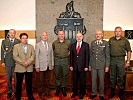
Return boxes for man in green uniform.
[52,30,70,96]
[89,30,110,100]
[109,26,132,100]
[1,29,20,98]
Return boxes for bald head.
[41,32,48,41]
[76,32,83,42]
[95,30,103,40]
[8,29,16,39]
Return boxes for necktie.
[97,41,99,45]
[77,44,80,54]
[44,42,47,50]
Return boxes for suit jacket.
[90,40,110,69]
[1,38,20,66]
[13,43,35,72]
[70,41,90,72]
[35,41,54,71]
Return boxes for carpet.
[0,75,133,100]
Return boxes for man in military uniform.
[52,30,70,96]
[109,26,132,100]
[1,29,20,98]
[89,30,110,100]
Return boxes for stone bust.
[59,1,81,18]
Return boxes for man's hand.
[68,51,70,56]
[105,67,109,72]
[51,65,54,70]
[70,67,73,71]
[2,63,5,67]
[84,68,88,71]
[89,67,91,71]
[125,62,130,68]
[23,61,28,67]
[36,68,40,73]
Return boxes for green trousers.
[54,57,68,87]
[110,57,125,89]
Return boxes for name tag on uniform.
[100,46,105,47]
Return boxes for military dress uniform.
[109,36,131,90]
[90,40,110,96]
[52,39,70,96]
[1,38,20,95]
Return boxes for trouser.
[91,69,104,96]
[5,66,16,93]
[54,57,68,87]
[38,69,50,96]
[73,69,86,95]
[110,57,125,89]
[15,72,33,99]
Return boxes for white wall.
[0,0,35,30]
[103,0,133,60]
[103,0,133,30]
[0,0,36,60]
[0,0,132,60]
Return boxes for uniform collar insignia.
[95,40,103,44]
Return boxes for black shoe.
[7,93,12,98]
[38,94,45,100]
[71,93,78,98]
[109,88,115,98]
[89,95,97,98]
[79,94,84,99]
[45,93,50,97]
[38,94,42,98]
[118,89,124,100]
[100,96,104,100]
[55,86,60,96]
[62,87,67,96]
[16,98,21,100]
[28,97,35,100]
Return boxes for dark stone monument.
[54,1,86,43]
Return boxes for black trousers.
[16,72,33,99]
[72,69,86,95]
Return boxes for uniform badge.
[100,46,105,47]
[5,46,9,51]
[5,47,8,51]
[92,47,95,53]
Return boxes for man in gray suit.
[1,29,20,98]
[89,30,110,100]
[35,32,54,99]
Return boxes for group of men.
[1,26,131,100]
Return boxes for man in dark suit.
[70,32,90,99]
[1,29,20,98]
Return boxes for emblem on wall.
[54,1,86,43]
[125,30,133,39]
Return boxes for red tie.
[77,44,80,54]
